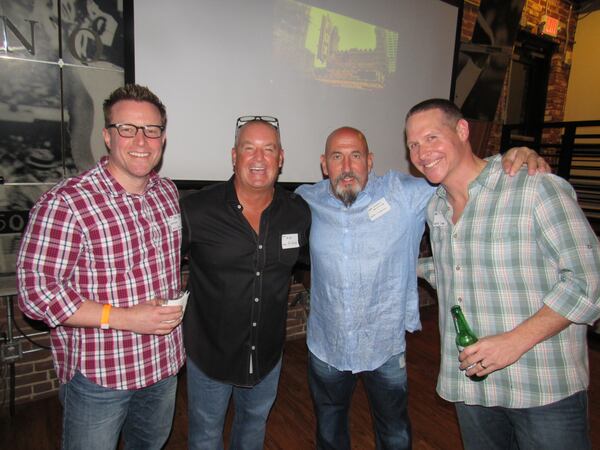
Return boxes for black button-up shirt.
[181,177,310,386]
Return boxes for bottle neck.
[451,306,474,336]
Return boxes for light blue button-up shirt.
[296,171,434,372]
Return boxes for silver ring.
[480,362,487,369]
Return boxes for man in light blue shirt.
[296,127,431,449]
[295,127,545,449]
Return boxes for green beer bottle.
[450,305,487,382]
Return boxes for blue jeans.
[59,371,177,450]
[186,356,282,450]
[455,390,591,450]
[308,351,411,450]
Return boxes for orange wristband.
[100,304,112,330]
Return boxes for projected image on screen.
[135,0,459,182]
[273,0,398,90]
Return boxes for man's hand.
[458,331,527,377]
[502,146,551,176]
[63,299,183,335]
[113,300,183,335]
[457,306,571,378]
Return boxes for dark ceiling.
[564,0,600,14]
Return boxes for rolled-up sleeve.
[17,193,85,327]
[535,177,600,324]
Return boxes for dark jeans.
[308,351,411,450]
[455,390,591,450]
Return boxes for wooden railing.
[501,120,600,234]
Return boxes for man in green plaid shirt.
[407,98,600,450]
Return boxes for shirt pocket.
[85,220,138,276]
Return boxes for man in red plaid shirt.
[17,84,185,450]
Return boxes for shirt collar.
[472,154,503,191]
[225,175,283,208]
[225,176,238,205]
[97,156,160,196]
[434,154,502,200]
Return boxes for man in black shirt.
[181,116,310,449]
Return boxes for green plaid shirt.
[420,154,600,408]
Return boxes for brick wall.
[462,0,577,155]
[287,283,310,340]
[0,299,58,406]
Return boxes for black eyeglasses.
[107,123,165,139]
[235,116,279,134]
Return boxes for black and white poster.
[0,0,130,274]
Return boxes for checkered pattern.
[17,158,185,389]
[420,154,600,407]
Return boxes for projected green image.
[273,0,398,90]
[305,9,377,67]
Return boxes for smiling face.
[321,127,373,207]
[405,108,470,186]
[102,100,165,193]
[232,121,283,194]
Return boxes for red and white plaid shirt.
[17,157,185,390]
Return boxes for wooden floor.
[2,305,599,449]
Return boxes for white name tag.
[367,198,391,221]
[282,233,299,249]
[433,211,448,227]
[168,214,182,231]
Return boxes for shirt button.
[252,322,257,327]
[251,345,256,350]
[237,204,242,209]
[254,298,259,303]
[452,232,457,238]
[256,271,260,276]
[456,265,461,271]
[457,297,463,303]
[258,244,263,250]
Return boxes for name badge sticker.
[367,198,391,221]
[282,233,300,249]
[168,214,182,231]
[433,211,448,227]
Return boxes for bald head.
[321,126,373,207]
[325,127,369,156]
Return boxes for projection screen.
[134,0,460,183]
